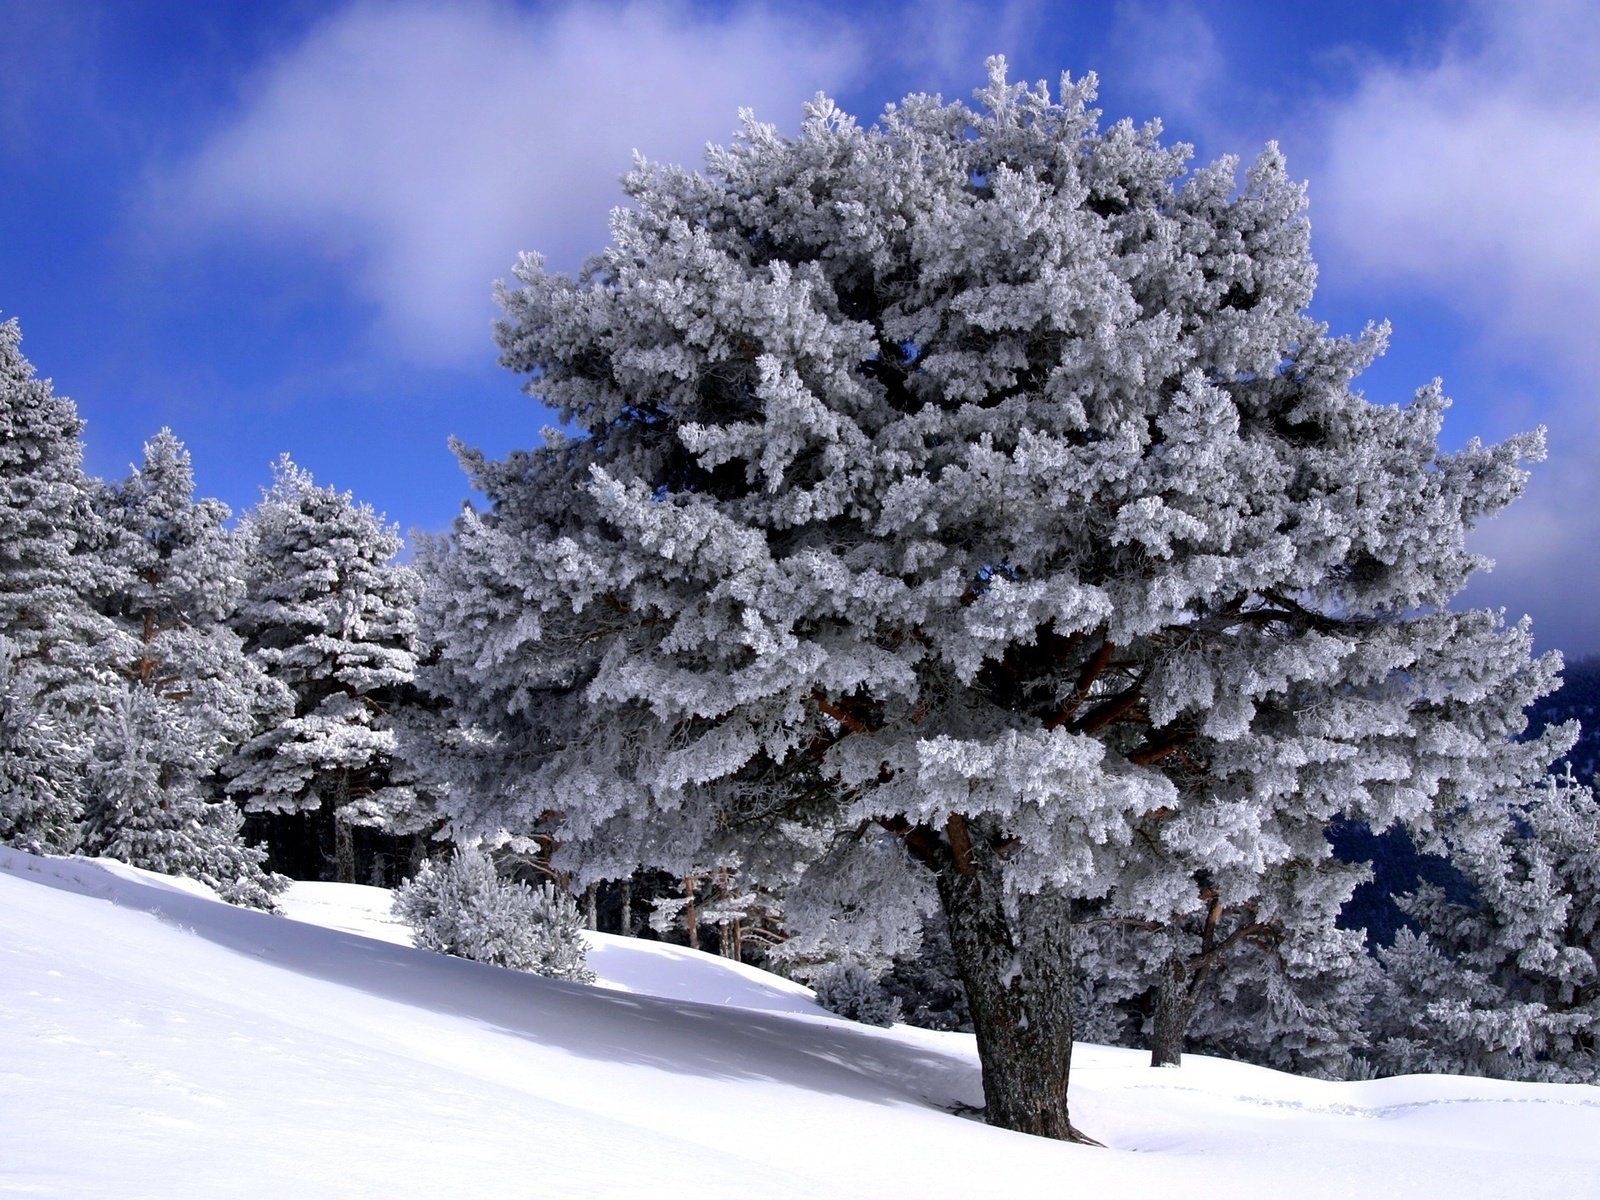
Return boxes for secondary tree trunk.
[1149,954,1195,1068]
[683,876,699,951]
[334,815,356,885]
[933,823,1083,1141]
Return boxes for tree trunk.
[683,876,699,951]
[334,815,356,885]
[1149,955,1195,1068]
[584,883,599,932]
[618,877,633,936]
[933,825,1085,1142]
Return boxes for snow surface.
[4,847,1599,1199]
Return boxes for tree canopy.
[382,61,1559,1138]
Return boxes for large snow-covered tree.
[227,456,431,882]
[419,62,1557,1139]
[79,430,288,901]
[0,317,129,717]
[95,430,288,780]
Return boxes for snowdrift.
[3,847,1597,1199]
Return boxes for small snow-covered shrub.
[392,848,594,983]
[813,964,901,1027]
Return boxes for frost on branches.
[419,61,1557,1140]
[1372,767,1600,1082]
[227,457,434,882]
[0,317,130,721]
[85,685,285,910]
[78,430,290,905]
[392,847,594,983]
[0,636,83,853]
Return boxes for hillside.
[3,847,1598,1199]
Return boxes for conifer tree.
[227,456,431,881]
[0,636,83,852]
[97,430,289,774]
[78,430,288,904]
[419,62,1557,1139]
[392,846,594,982]
[1371,767,1599,1082]
[0,317,130,717]
[85,684,285,910]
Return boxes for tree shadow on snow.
[6,850,985,1118]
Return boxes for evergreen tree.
[419,61,1556,1139]
[881,915,973,1033]
[813,963,901,1026]
[1072,813,1381,1068]
[77,431,288,906]
[0,317,130,716]
[227,456,432,881]
[95,430,289,789]
[1371,768,1600,1082]
[84,684,285,910]
[0,636,83,852]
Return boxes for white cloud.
[1317,1,1600,375]
[1106,1,1225,132]
[155,1,865,363]
[1314,1,1600,656]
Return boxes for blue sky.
[3,1,1598,656]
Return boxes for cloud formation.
[158,1,864,362]
[1318,2,1600,375]
[1315,1,1600,656]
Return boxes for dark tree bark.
[931,819,1088,1142]
[334,814,355,885]
[683,876,699,951]
[1149,955,1195,1068]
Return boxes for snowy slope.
[4,848,1599,1200]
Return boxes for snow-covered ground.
[4,847,1598,1199]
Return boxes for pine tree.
[0,317,130,718]
[96,428,285,762]
[1072,805,1385,1068]
[418,61,1556,1139]
[84,684,285,910]
[78,431,288,906]
[0,636,83,852]
[227,456,432,881]
[1371,768,1600,1082]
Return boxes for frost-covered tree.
[77,432,288,905]
[95,430,289,789]
[419,62,1557,1139]
[0,317,130,715]
[0,636,83,852]
[392,846,594,982]
[1371,768,1599,1082]
[1072,815,1379,1068]
[227,457,432,882]
[84,684,285,909]
[881,915,973,1033]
